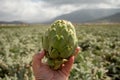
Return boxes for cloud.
[0,0,120,23]
[43,0,107,5]
[43,0,120,9]
[0,0,51,22]
[43,0,120,6]
[0,0,83,22]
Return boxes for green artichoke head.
[42,20,78,70]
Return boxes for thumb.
[32,50,45,68]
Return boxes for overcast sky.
[0,0,120,23]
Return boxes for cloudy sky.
[0,0,120,23]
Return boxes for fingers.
[61,46,80,75]
[61,56,74,76]
[63,55,75,70]
[74,46,80,57]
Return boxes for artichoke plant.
[42,20,78,70]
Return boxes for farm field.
[0,24,120,80]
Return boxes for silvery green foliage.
[0,25,119,80]
[42,20,78,70]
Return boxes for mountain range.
[93,12,120,23]
[0,21,25,24]
[46,8,120,24]
[0,8,120,24]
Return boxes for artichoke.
[42,20,78,70]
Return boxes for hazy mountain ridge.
[0,21,25,24]
[47,8,120,23]
[0,8,120,24]
[93,12,120,23]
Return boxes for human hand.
[32,47,80,80]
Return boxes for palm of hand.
[34,64,69,80]
[32,47,80,80]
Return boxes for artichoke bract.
[42,20,78,70]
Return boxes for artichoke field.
[0,24,120,80]
[42,20,78,70]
